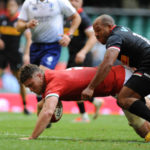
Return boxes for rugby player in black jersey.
[81,14,150,142]
[64,0,99,122]
[0,0,31,114]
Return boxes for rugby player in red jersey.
[19,64,150,140]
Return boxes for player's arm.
[82,48,119,99]
[59,13,81,47]
[75,28,97,64]
[67,12,81,36]
[23,29,32,64]
[16,19,39,33]
[21,96,59,140]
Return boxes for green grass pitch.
[0,113,150,150]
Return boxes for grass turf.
[0,113,150,150]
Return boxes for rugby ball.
[51,101,63,123]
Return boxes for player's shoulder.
[112,26,132,37]
[80,11,91,23]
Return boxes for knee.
[117,95,127,109]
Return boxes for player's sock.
[145,132,150,142]
[77,102,85,113]
[23,107,31,115]
[23,100,31,115]
[82,113,90,122]
[74,102,90,122]
[92,97,104,119]
[129,100,150,122]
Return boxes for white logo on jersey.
[120,27,128,32]
[66,67,83,71]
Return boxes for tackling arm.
[81,48,119,99]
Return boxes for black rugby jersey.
[0,13,22,52]
[106,26,150,70]
[64,8,92,52]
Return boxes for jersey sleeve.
[18,0,29,21]
[106,34,123,51]
[43,80,64,100]
[57,0,76,17]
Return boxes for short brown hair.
[19,64,43,83]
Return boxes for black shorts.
[125,72,150,97]
[0,50,23,71]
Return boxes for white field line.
[0,132,144,143]
[0,132,83,140]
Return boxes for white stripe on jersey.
[108,46,120,51]
[45,93,59,99]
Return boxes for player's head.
[69,0,83,10]
[6,0,18,16]
[93,14,115,44]
[20,64,45,95]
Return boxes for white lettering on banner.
[0,98,9,112]
[133,33,150,45]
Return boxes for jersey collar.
[111,25,117,31]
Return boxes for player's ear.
[37,72,43,79]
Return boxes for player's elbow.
[105,62,113,70]
[44,110,54,118]
[16,25,22,32]
[16,21,25,33]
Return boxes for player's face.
[24,74,44,95]
[93,23,111,44]
[7,0,18,16]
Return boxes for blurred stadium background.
[0,0,150,114]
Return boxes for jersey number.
[121,55,129,65]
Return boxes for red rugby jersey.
[42,65,125,100]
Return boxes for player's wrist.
[66,33,73,39]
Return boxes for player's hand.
[81,87,94,100]
[59,34,71,47]
[75,50,86,64]
[20,137,33,140]
[0,39,5,50]
[26,19,39,29]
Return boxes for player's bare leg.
[123,97,150,140]
[144,96,150,142]
[12,70,30,115]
